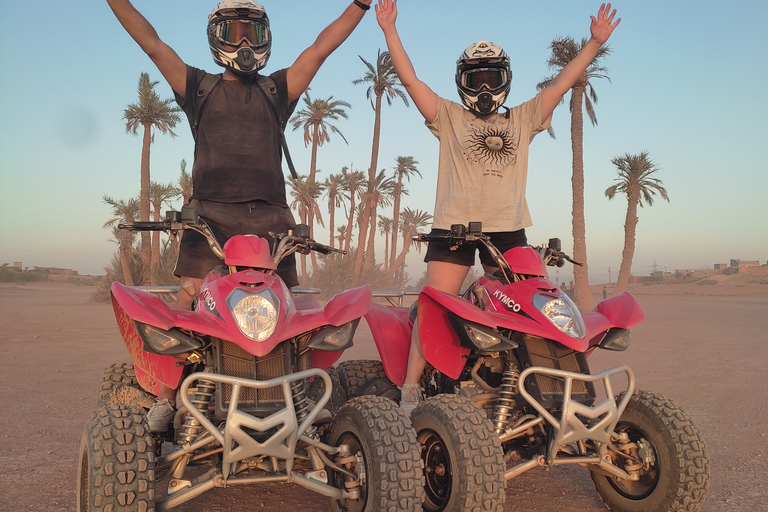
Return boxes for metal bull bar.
[504,365,636,481]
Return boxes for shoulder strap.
[190,72,222,141]
[256,75,298,180]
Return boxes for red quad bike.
[77,206,424,512]
[343,222,710,512]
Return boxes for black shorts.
[174,199,299,287]
[424,229,527,267]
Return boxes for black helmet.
[207,0,271,76]
[456,41,512,115]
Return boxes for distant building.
[33,266,76,276]
[714,263,727,270]
[730,259,760,268]
[13,262,22,269]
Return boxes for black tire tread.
[337,360,388,398]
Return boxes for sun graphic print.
[463,123,518,178]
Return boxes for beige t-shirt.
[427,93,551,232]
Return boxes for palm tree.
[363,169,395,267]
[605,151,669,295]
[378,216,393,271]
[288,176,325,279]
[290,90,351,184]
[336,226,347,250]
[391,208,433,279]
[390,156,421,269]
[339,167,367,253]
[537,37,612,311]
[123,72,181,283]
[149,181,181,285]
[323,173,345,249]
[353,50,409,274]
[103,195,140,287]
[178,159,192,205]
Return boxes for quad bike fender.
[583,292,646,346]
[363,303,413,385]
[418,286,502,380]
[310,285,373,370]
[110,286,184,395]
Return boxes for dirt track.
[1,281,767,511]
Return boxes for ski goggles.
[211,19,269,48]
[460,68,508,93]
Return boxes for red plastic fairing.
[310,285,373,370]
[583,292,646,346]
[363,303,413,385]
[503,246,547,276]
[223,235,276,269]
[110,295,184,395]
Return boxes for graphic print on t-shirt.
[462,121,519,178]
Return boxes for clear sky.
[1,0,766,284]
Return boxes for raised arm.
[540,3,621,123]
[106,0,188,97]
[286,1,372,103]
[376,0,438,123]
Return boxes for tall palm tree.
[323,173,345,249]
[353,50,409,274]
[178,159,192,205]
[103,195,140,287]
[288,176,325,279]
[339,167,367,253]
[378,215,393,271]
[336,226,347,250]
[390,156,421,269]
[123,72,181,283]
[537,37,612,311]
[149,181,181,285]
[391,208,433,279]
[290,90,351,184]
[605,151,669,295]
[363,169,395,267]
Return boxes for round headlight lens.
[533,293,586,339]
[231,292,278,341]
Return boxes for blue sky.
[1,0,766,284]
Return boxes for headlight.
[533,293,586,339]
[228,289,279,341]
[135,323,202,355]
[307,320,359,351]
[447,313,519,352]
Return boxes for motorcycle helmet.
[455,41,512,115]
[207,0,271,76]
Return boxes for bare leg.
[173,277,202,311]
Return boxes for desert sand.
[0,279,766,511]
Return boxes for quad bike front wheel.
[77,404,156,512]
[325,395,424,512]
[411,395,506,512]
[97,362,154,410]
[591,390,710,512]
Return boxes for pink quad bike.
[77,207,424,512]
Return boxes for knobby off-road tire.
[307,366,348,415]
[337,359,395,399]
[411,395,505,512]
[591,390,710,512]
[98,362,154,410]
[325,395,424,512]
[77,404,156,512]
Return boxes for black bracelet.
[353,0,370,11]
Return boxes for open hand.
[590,3,621,45]
[375,0,398,31]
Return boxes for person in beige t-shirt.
[375,0,621,412]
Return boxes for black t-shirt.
[175,66,293,206]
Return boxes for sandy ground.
[1,280,767,511]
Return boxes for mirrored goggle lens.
[215,20,268,47]
[462,68,507,92]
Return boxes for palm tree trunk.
[364,202,378,267]
[309,124,320,184]
[354,197,370,274]
[309,209,319,276]
[356,94,384,274]
[139,124,152,285]
[344,196,356,253]
[569,87,594,311]
[390,182,402,269]
[390,233,411,278]
[120,248,135,287]
[329,204,336,249]
[614,193,640,294]
[150,201,161,286]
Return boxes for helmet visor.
[212,19,269,49]
[460,68,508,93]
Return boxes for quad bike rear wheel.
[411,395,505,512]
[77,404,156,512]
[325,395,424,512]
[590,390,710,512]
[337,359,397,399]
[97,362,154,410]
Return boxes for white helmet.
[207,0,271,76]
[455,41,512,115]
